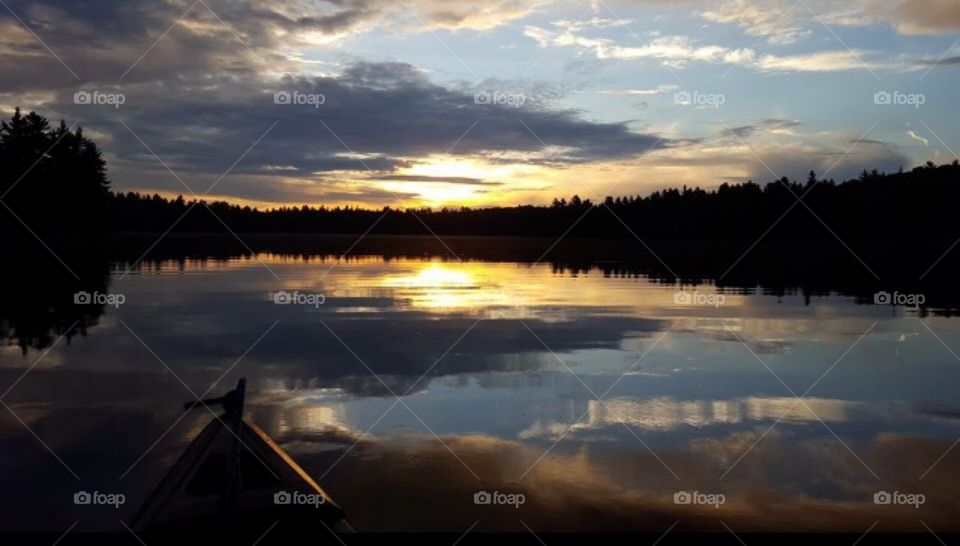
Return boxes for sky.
[1,0,959,209]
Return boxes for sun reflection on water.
[373,262,513,312]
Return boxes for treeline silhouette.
[2,109,959,242]
[0,108,110,232]
[110,162,960,242]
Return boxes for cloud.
[750,138,910,181]
[607,0,960,48]
[697,0,912,43]
[0,0,949,208]
[721,125,758,139]
[519,396,866,438]
[915,44,960,68]
[755,49,882,72]
[595,36,754,68]
[697,0,960,38]
[863,0,960,34]
[525,20,896,73]
[553,17,634,32]
[719,119,803,139]
[701,0,813,44]
[920,55,960,67]
[0,0,546,92]
[16,60,665,203]
[525,25,758,68]
[597,84,680,96]
[400,0,549,31]
[907,129,930,147]
[0,0,670,205]
[761,118,804,131]
[274,425,960,532]
[630,120,911,187]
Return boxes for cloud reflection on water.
[2,256,960,533]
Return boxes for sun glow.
[385,264,476,289]
[375,262,510,311]
[379,180,480,206]
[372,155,545,207]
[403,158,496,180]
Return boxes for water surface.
[2,253,959,533]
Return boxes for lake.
[2,242,959,535]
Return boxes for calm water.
[2,254,960,533]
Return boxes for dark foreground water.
[1,245,960,535]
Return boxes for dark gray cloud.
[0,0,547,89]
[31,63,666,199]
[720,118,802,138]
[918,55,960,67]
[721,125,757,138]
[0,1,667,203]
[761,118,803,129]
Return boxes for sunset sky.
[2,0,959,209]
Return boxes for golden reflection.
[373,262,512,312]
[132,256,880,347]
[277,404,352,437]
[119,256,893,357]
[382,263,475,290]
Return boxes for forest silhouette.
[0,109,110,232]
[2,109,959,242]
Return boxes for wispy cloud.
[526,23,896,73]
[598,84,680,96]
[525,27,757,69]
[701,0,813,44]
[908,129,930,147]
[755,49,884,72]
[699,0,960,39]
